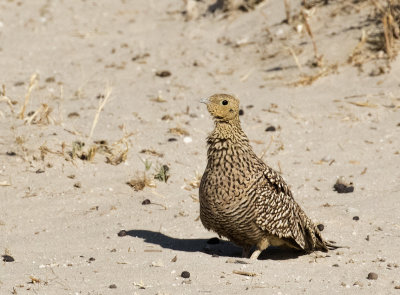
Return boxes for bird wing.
[251,165,308,249]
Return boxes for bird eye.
[222,100,228,105]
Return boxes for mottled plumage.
[199,94,337,260]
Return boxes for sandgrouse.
[199,94,337,260]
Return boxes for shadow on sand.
[126,229,303,260]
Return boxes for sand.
[1,0,400,294]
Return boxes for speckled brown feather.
[199,94,335,259]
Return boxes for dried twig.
[232,270,257,277]
[89,85,112,141]
[19,73,39,119]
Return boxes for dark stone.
[265,126,276,132]
[333,181,354,194]
[156,71,171,77]
[367,272,378,280]
[142,199,151,205]
[239,109,244,116]
[117,230,127,237]
[353,216,360,221]
[317,224,324,231]
[2,255,14,262]
[109,284,117,289]
[6,151,16,156]
[181,271,190,279]
[168,138,178,142]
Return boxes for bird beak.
[200,97,209,104]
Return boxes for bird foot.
[250,249,261,260]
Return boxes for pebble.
[109,284,117,289]
[74,182,82,188]
[6,151,16,156]
[333,177,354,193]
[183,136,192,144]
[181,271,190,279]
[353,281,363,287]
[88,257,95,262]
[2,255,14,262]
[394,285,400,289]
[156,70,171,77]
[117,230,127,237]
[367,272,378,280]
[353,216,360,221]
[239,109,244,116]
[168,138,178,142]
[265,126,276,132]
[142,199,151,205]
[317,224,324,231]
[206,237,220,244]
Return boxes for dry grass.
[18,73,39,120]
[168,127,189,136]
[184,171,202,190]
[291,63,338,86]
[0,85,15,114]
[24,103,54,125]
[127,172,155,191]
[89,85,112,141]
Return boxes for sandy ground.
[1,0,400,294]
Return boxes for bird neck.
[209,119,248,143]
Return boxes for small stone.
[117,230,127,237]
[2,255,14,262]
[206,237,220,244]
[239,109,244,116]
[168,138,177,142]
[365,235,370,241]
[35,169,45,174]
[183,136,192,144]
[353,216,360,221]
[68,112,80,118]
[317,224,324,231]
[394,285,400,289]
[367,272,378,280]
[109,284,117,289]
[181,271,190,279]
[353,281,363,287]
[333,177,354,193]
[74,182,82,188]
[265,126,276,132]
[156,70,171,77]
[142,199,151,205]
[332,264,339,267]
[6,151,16,156]
[171,255,177,262]
[88,257,95,262]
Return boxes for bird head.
[201,94,240,122]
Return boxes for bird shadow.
[126,229,303,261]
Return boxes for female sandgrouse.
[199,94,337,260]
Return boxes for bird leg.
[250,237,270,260]
[250,249,262,260]
[241,246,251,258]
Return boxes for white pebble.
[183,136,192,143]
